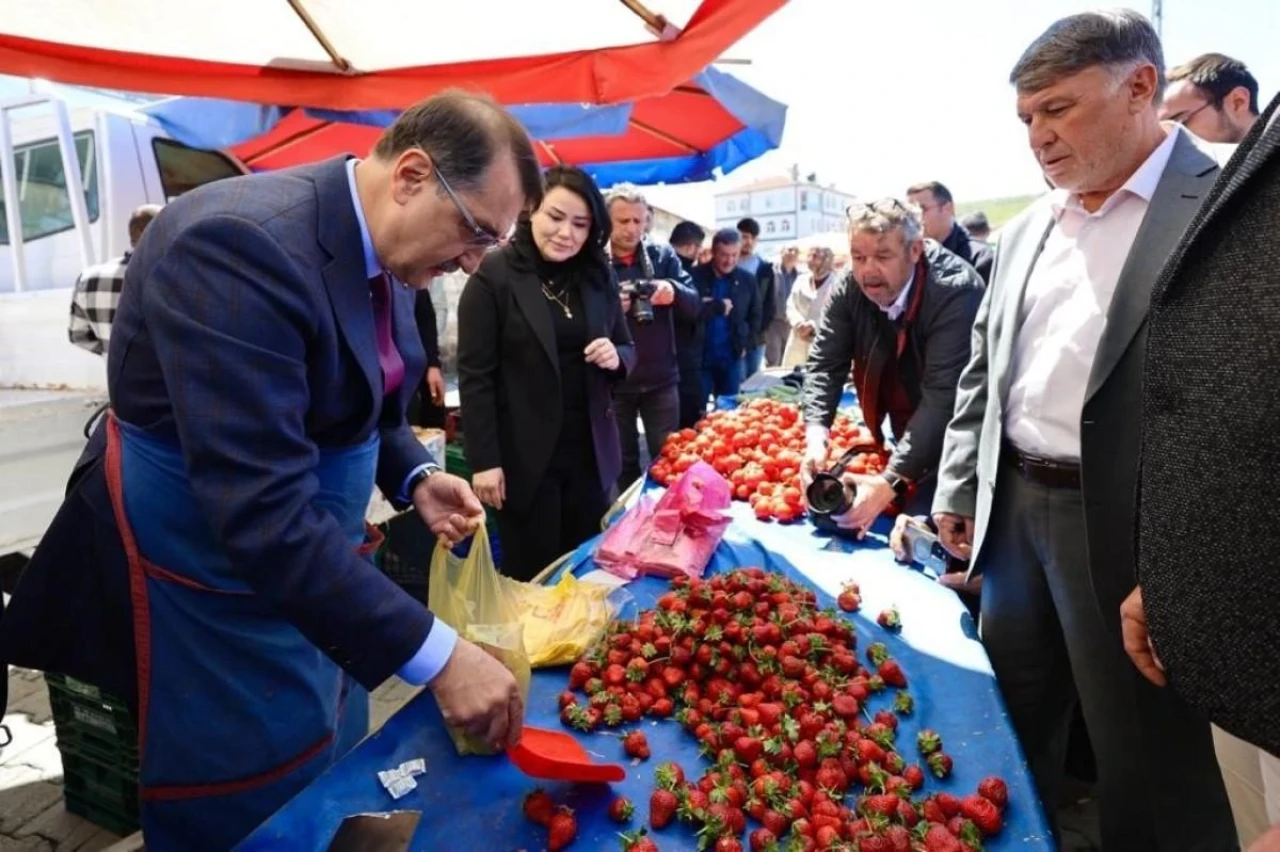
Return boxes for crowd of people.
[12,6,1277,851]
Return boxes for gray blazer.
[933,129,1225,611]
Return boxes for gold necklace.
[541,280,572,318]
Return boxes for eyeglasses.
[416,148,514,248]
[1171,101,1213,127]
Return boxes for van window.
[0,131,99,246]
[153,139,242,200]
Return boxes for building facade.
[713,176,856,258]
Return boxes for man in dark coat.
[907,181,994,283]
[1124,93,1280,773]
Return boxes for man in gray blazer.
[932,10,1237,849]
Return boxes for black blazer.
[457,247,636,513]
[414,290,441,369]
[691,264,761,360]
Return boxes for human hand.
[426,366,446,406]
[798,321,816,341]
[832,474,895,538]
[1247,825,1280,852]
[584,337,620,371]
[801,426,828,491]
[932,512,974,561]
[471,467,506,511]
[428,636,525,751]
[722,299,734,316]
[414,472,485,546]
[889,514,928,563]
[1120,585,1166,687]
[651,280,676,306]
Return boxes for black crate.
[46,673,141,835]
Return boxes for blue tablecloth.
[241,495,1055,850]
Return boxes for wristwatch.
[405,464,444,498]
[881,471,910,498]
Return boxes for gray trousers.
[615,385,680,491]
[765,319,790,367]
[980,461,1237,851]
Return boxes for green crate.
[60,750,140,836]
[46,673,141,836]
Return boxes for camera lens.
[806,473,852,516]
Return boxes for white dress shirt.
[1004,126,1181,462]
[881,269,915,321]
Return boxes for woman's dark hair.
[531,165,613,288]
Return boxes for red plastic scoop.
[507,726,626,783]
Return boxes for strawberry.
[649,789,679,829]
[921,797,947,824]
[977,776,1009,811]
[876,606,901,631]
[569,660,594,689]
[857,836,893,852]
[877,659,907,688]
[927,751,953,779]
[714,839,744,852]
[922,824,962,852]
[960,794,1003,836]
[837,583,861,613]
[522,788,555,826]
[873,709,898,730]
[620,828,659,852]
[558,689,578,710]
[831,694,860,719]
[866,642,890,666]
[609,796,636,823]
[916,729,942,755]
[654,761,685,790]
[815,825,842,848]
[934,792,962,818]
[884,824,912,852]
[624,730,651,760]
[548,807,577,851]
[734,736,764,764]
[605,663,628,687]
[904,764,926,790]
[892,691,914,716]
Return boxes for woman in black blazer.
[458,166,635,581]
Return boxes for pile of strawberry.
[648,400,887,523]
[550,568,1010,851]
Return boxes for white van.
[0,94,247,558]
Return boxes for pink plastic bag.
[595,462,731,581]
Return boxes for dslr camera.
[805,448,863,536]
[620,280,659,325]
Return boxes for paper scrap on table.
[577,569,630,589]
[378,758,427,798]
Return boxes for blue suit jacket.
[691,264,761,359]
[0,157,435,698]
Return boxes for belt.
[1004,442,1081,489]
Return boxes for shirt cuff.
[805,424,830,454]
[396,619,458,685]
[397,462,435,504]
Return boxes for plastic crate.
[62,751,140,837]
[46,673,141,836]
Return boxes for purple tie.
[370,272,405,397]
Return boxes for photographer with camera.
[607,186,699,489]
[801,198,984,536]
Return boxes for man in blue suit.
[0,91,544,850]
[691,228,760,401]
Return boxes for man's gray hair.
[605,183,649,209]
[846,199,923,246]
[1010,9,1165,101]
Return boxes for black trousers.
[496,453,608,583]
[979,461,1236,850]
[677,368,706,429]
[615,384,680,490]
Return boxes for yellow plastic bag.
[513,572,621,668]
[427,523,530,756]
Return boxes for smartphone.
[901,522,957,575]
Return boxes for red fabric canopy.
[0,0,786,110]
[235,82,752,171]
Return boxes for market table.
[240,488,1055,850]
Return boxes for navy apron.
[104,414,381,850]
